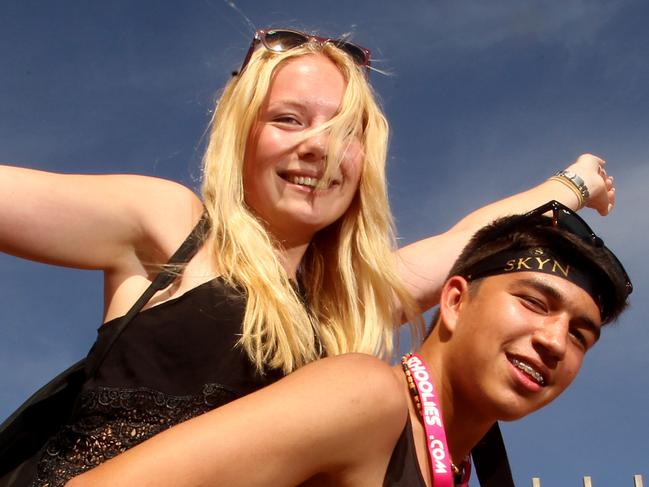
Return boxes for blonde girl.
[0,28,614,486]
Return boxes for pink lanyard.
[403,353,470,487]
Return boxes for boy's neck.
[416,338,496,465]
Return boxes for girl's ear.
[439,275,471,334]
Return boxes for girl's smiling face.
[243,53,363,246]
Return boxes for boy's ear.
[439,276,471,333]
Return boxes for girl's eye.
[274,115,301,125]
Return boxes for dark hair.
[428,213,629,333]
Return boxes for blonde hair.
[201,41,421,373]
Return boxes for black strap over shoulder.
[473,422,516,486]
[0,213,211,484]
[86,213,211,376]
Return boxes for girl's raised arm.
[0,165,202,271]
[396,154,614,317]
[0,165,206,321]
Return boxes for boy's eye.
[569,328,589,349]
[570,325,598,350]
[519,295,548,314]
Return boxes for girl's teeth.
[288,176,319,188]
[511,358,545,386]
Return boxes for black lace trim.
[31,383,238,487]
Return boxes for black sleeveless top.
[383,416,427,487]
[32,277,284,486]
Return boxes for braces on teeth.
[511,358,545,385]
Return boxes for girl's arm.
[0,165,202,269]
[0,165,204,319]
[65,354,408,487]
[396,153,614,316]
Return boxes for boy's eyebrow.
[515,277,602,341]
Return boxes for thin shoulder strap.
[86,213,211,376]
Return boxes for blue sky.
[1,1,647,485]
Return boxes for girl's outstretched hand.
[565,153,615,216]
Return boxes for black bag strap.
[472,422,515,486]
[86,213,211,377]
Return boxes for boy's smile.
[443,271,601,422]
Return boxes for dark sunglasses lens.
[334,41,369,65]
[611,253,633,295]
[529,202,632,297]
[553,206,632,295]
[264,30,309,52]
[555,207,599,243]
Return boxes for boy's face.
[445,271,602,422]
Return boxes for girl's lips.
[285,174,319,188]
[278,171,342,190]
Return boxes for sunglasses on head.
[526,200,633,296]
[237,28,372,76]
